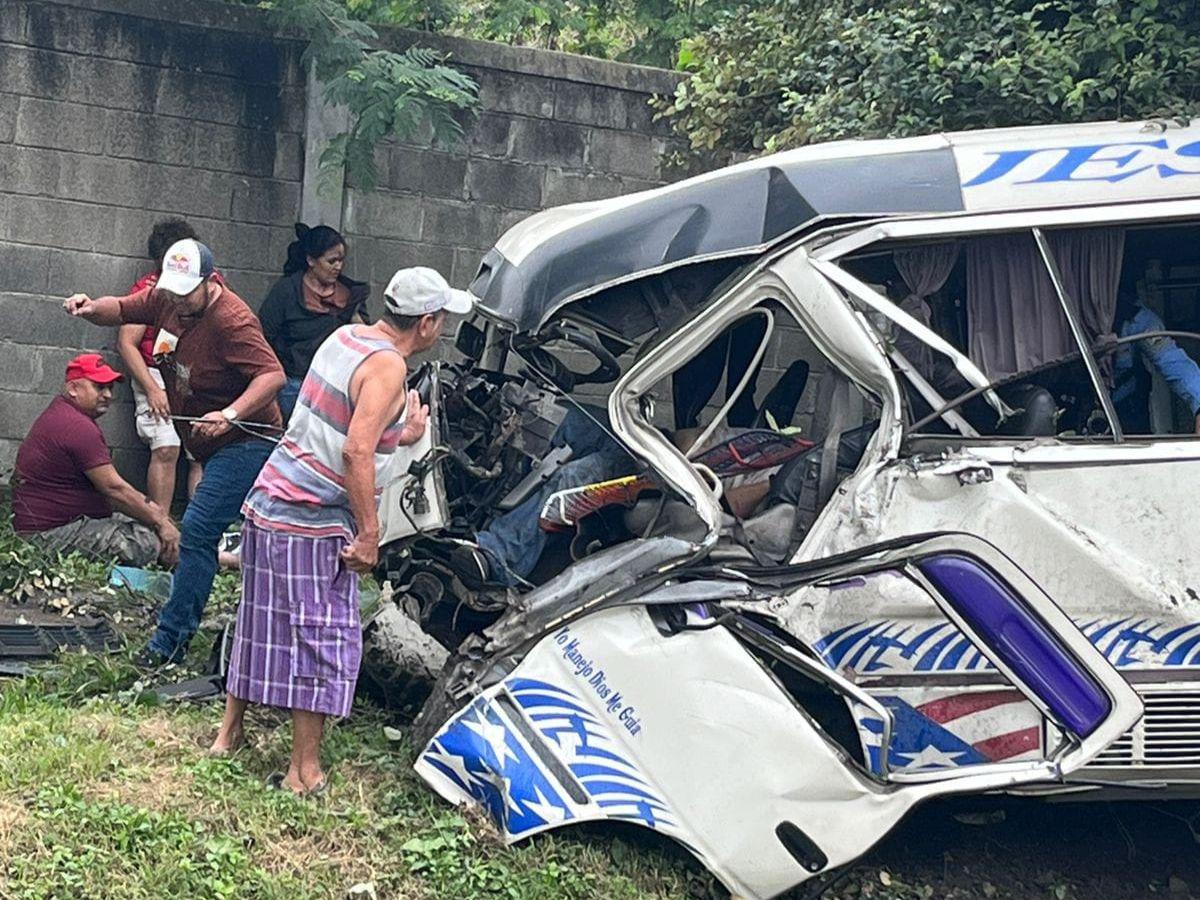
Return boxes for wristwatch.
[221,406,239,423]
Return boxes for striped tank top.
[243,325,407,538]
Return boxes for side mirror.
[455,320,487,362]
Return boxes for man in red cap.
[12,354,180,567]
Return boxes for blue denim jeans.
[477,408,631,586]
[148,438,274,660]
[278,376,303,424]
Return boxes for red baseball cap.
[65,353,124,384]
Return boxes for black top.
[258,271,371,379]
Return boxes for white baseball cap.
[157,238,215,296]
[383,266,474,317]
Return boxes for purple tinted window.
[917,555,1110,737]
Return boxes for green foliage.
[270,0,480,190]
[658,0,1200,154]
[335,0,741,67]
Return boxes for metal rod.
[1031,227,1124,442]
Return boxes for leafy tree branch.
[271,0,480,190]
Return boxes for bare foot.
[299,766,326,793]
[208,727,244,756]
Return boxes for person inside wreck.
[258,223,370,423]
[11,353,180,568]
[62,239,286,669]
[210,267,470,795]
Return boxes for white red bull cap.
[383,266,474,317]
[157,238,215,296]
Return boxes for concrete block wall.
[338,27,681,319]
[0,0,685,487]
[1,0,307,480]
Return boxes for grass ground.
[3,514,1200,900]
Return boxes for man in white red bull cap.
[63,240,286,667]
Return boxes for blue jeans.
[278,376,303,424]
[148,438,274,660]
[477,408,631,586]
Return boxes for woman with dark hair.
[259,224,370,420]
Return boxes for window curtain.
[892,243,959,382]
[965,229,1125,378]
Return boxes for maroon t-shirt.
[12,396,114,532]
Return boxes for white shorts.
[132,368,181,451]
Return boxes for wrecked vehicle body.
[372,119,1200,896]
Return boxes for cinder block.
[156,69,245,126]
[467,113,511,158]
[0,242,49,293]
[387,146,467,199]
[554,83,628,131]
[209,221,274,271]
[543,168,625,206]
[15,97,108,153]
[509,118,588,169]
[0,46,72,101]
[220,268,278,310]
[164,29,284,85]
[0,341,50,394]
[242,83,286,132]
[0,437,19,482]
[275,86,307,135]
[46,248,142,298]
[195,122,277,177]
[451,247,483,289]
[273,132,303,181]
[588,129,662,179]
[0,3,25,42]
[25,4,168,67]
[67,56,160,113]
[420,199,503,251]
[108,445,150,488]
[230,178,301,225]
[104,109,194,166]
[98,400,141,451]
[477,71,556,119]
[352,237,454,292]
[0,94,18,143]
[466,157,542,209]
[0,389,53,441]
[0,143,61,197]
[0,292,95,349]
[343,190,424,242]
[5,195,111,253]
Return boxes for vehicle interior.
[836,219,1200,445]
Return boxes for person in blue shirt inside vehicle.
[1111,290,1200,435]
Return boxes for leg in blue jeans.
[278,377,303,424]
[477,408,631,585]
[148,439,274,661]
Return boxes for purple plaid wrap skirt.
[225,522,361,717]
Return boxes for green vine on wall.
[270,0,480,191]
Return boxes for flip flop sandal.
[207,735,246,758]
[264,772,289,792]
[304,778,329,799]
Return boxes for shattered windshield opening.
[836,220,1200,442]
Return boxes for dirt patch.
[0,798,29,855]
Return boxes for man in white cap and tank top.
[212,266,472,795]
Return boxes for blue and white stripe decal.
[422,696,574,836]
[507,677,679,833]
[817,619,1200,673]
